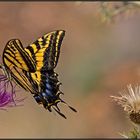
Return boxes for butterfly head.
[0,64,11,79]
[0,63,5,69]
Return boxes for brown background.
[0,2,140,138]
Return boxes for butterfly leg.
[9,81,16,106]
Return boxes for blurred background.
[0,1,140,138]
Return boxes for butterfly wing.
[2,30,65,94]
[25,30,65,71]
[2,65,38,94]
[2,39,38,94]
[1,30,76,117]
[3,39,36,72]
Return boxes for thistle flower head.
[0,74,25,110]
[111,84,140,124]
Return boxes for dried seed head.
[111,84,140,124]
[129,111,140,124]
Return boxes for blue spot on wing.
[46,83,53,90]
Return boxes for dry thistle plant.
[100,2,140,23]
[111,84,140,138]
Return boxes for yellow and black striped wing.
[13,67,38,93]
[25,30,65,71]
[3,39,36,72]
[3,65,38,94]
[2,30,65,94]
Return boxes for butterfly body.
[0,30,77,118]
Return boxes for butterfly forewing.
[25,30,65,71]
[8,66,38,94]
[2,39,38,94]
[3,39,36,72]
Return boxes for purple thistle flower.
[0,74,25,110]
